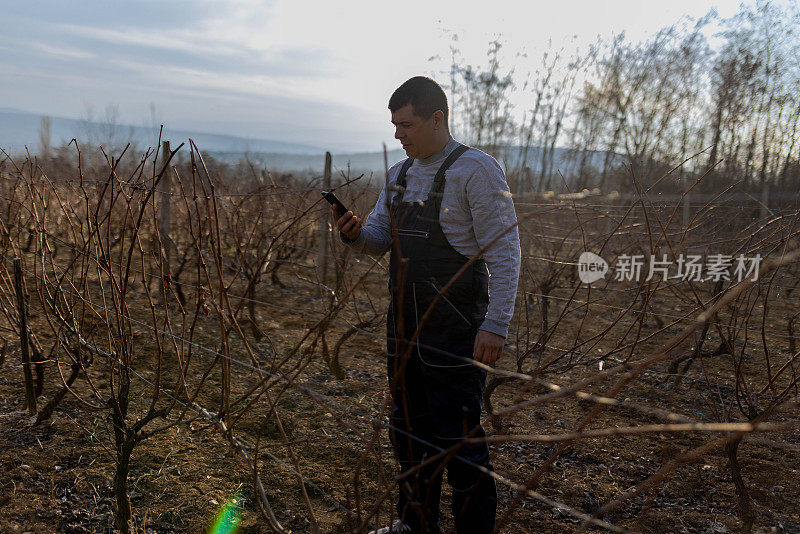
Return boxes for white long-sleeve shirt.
[343,137,521,338]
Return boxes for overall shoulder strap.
[395,158,414,190]
[391,157,415,207]
[429,144,469,201]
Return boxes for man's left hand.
[474,330,505,365]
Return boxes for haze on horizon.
[2,0,751,153]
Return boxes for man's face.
[391,103,442,159]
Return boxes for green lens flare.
[209,492,241,534]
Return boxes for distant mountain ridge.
[208,145,606,181]
[1,109,607,180]
[0,109,326,156]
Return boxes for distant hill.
[0,109,326,156]
[208,145,612,182]
[0,109,612,181]
[207,148,407,179]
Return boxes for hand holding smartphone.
[322,190,361,241]
[322,190,349,218]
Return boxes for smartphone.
[321,190,349,218]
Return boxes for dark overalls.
[387,144,497,533]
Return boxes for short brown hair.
[388,76,449,125]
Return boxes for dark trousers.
[388,349,497,534]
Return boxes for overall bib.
[387,144,497,533]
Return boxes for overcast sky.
[1,0,750,152]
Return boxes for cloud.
[30,42,96,60]
[112,59,314,100]
[2,0,217,33]
[55,21,337,79]
[58,23,244,57]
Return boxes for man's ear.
[432,110,445,130]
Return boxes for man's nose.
[394,127,403,140]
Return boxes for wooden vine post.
[316,151,332,295]
[13,257,37,414]
[159,140,172,277]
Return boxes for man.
[333,76,521,533]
